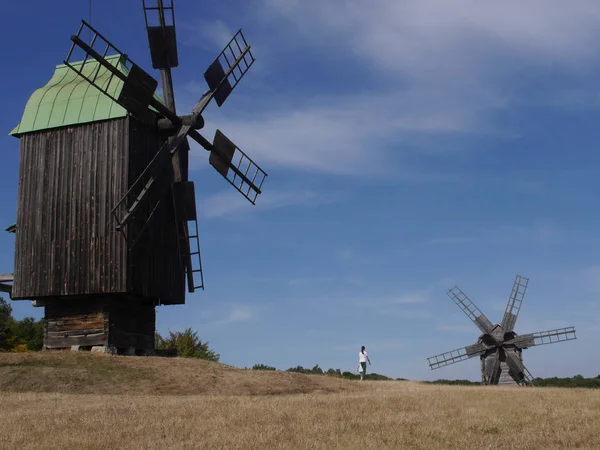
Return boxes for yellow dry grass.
[0,351,357,396]
[1,353,599,449]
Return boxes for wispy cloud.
[179,19,235,50]
[199,304,259,328]
[261,0,600,72]
[287,276,338,287]
[427,237,479,246]
[577,266,600,294]
[333,338,408,352]
[380,310,433,320]
[184,0,600,178]
[339,247,359,262]
[350,285,440,321]
[438,324,478,333]
[195,91,506,177]
[427,219,566,247]
[243,274,362,288]
[198,188,344,219]
[353,289,433,308]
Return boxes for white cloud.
[427,237,479,246]
[176,1,600,181]
[179,19,235,50]
[577,266,600,294]
[438,324,477,333]
[198,188,344,218]
[194,90,506,177]
[427,219,566,247]
[227,307,255,323]
[205,0,600,176]
[353,288,433,308]
[333,338,408,352]
[261,0,600,71]
[350,286,440,321]
[339,247,356,262]
[199,305,258,328]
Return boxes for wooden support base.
[41,295,156,353]
[480,349,524,386]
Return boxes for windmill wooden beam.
[0,274,13,294]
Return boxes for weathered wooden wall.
[107,299,156,350]
[45,301,108,348]
[13,118,129,298]
[481,350,523,386]
[44,296,155,351]
[126,119,185,305]
[12,117,185,305]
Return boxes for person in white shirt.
[357,345,371,381]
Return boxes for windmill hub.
[427,275,577,386]
[158,114,205,132]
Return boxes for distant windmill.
[427,275,577,386]
[4,1,267,354]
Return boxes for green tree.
[11,317,45,351]
[0,297,15,351]
[155,328,220,362]
[310,364,323,375]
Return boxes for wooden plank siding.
[480,350,523,386]
[12,117,185,305]
[126,118,185,305]
[44,296,155,350]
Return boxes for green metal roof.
[10,55,162,137]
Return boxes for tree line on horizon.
[250,363,407,381]
[249,364,600,388]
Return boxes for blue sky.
[1,0,599,381]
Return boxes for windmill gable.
[10,56,164,137]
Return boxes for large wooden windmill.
[4,1,267,354]
[427,275,577,386]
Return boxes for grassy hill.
[0,351,359,396]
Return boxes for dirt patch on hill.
[0,351,360,396]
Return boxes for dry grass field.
[1,352,599,449]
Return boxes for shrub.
[0,297,45,352]
[252,364,277,371]
[155,328,220,362]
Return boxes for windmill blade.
[501,274,529,333]
[504,350,536,386]
[194,29,255,115]
[427,342,487,370]
[64,20,159,123]
[447,286,495,334]
[484,351,502,384]
[187,129,267,205]
[112,124,191,231]
[506,326,577,349]
[142,0,178,115]
[142,0,179,70]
